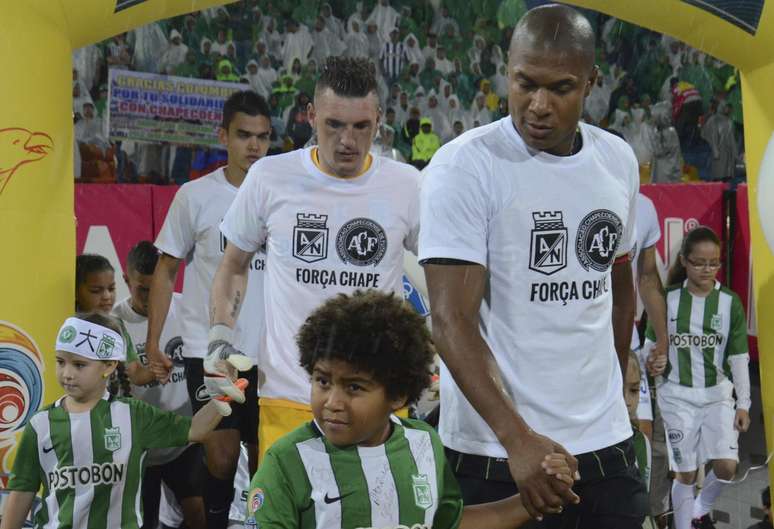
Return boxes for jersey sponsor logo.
[295,268,380,289]
[529,277,609,305]
[48,462,125,490]
[293,213,329,263]
[336,218,387,267]
[411,474,433,509]
[668,429,684,443]
[529,211,567,275]
[575,209,623,272]
[58,326,77,344]
[104,426,122,452]
[711,314,723,331]
[669,333,724,348]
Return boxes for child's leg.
[692,462,735,520]
[672,472,697,529]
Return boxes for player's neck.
[312,147,372,179]
[130,299,148,318]
[224,163,247,188]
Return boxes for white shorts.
[656,380,738,472]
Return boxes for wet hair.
[315,57,377,100]
[222,90,271,129]
[75,254,114,310]
[126,241,158,276]
[297,290,433,405]
[75,312,132,398]
[509,4,596,71]
[666,226,721,286]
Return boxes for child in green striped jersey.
[246,290,578,529]
[643,226,751,529]
[1,313,241,529]
[75,254,155,387]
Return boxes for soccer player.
[245,290,577,529]
[419,4,648,527]
[643,226,751,529]
[146,90,271,529]
[0,313,236,529]
[209,57,420,459]
[113,241,205,529]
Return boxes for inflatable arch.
[0,0,230,483]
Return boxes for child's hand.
[541,454,580,495]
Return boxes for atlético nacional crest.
[293,213,329,263]
[412,474,433,510]
[104,427,121,452]
[529,211,567,275]
[711,314,723,331]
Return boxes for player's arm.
[611,258,636,378]
[210,241,253,331]
[0,491,35,529]
[638,245,668,370]
[425,263,578,520]
[189,399,230,443]
[146,253,182,382]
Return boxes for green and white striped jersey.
[7,393,191,529]
[632,429,651,492]
[646,281,748,388]
[246,417,463,529]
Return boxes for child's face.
[124,269,152,317]
[311,359,405,447]
[77,270,116,314]
[624,360,641,422]
[681,241,721,292]
[56,351,115,403]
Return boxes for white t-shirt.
[419,118,638,456]
[631,192,662,350]
[113,294,191,465]
[220,147,420,403]
[155,168,266,361]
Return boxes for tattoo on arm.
[230,290,242,320]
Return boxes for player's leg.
[141,464,163,529]
[161,444,207,529]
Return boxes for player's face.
[624,360,641,422]
[77,270,116,314]
[309,88,380,178]
[56,351,116,403]
[125,269,152,317]
[219,112,272,176]
[311,359,406,447]
[508,48,595,155]
[681,241,721,292]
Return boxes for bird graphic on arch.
[0,127,54,195]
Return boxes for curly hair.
[76,312,132,398]
[297,290,433,405]
[315,57,377,99]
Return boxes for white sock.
[672,481,696,529]
[693,470,726,518]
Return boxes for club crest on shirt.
[104,427,121,452]
[411,474,433,510]
[293,213,329,263]
[336,218,387,267]
[711,314,723,331]
[575,209,623,272]
[529,211,568,275]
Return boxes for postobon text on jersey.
[48,462,125,490]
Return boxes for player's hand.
[541,454,579,489]
[211,378,248,416]
[204,324,253,402]
[646,341,667,376]
[506,431,579,520]
[734,409,751,432]
[146,343,173,384]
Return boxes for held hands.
[507,431,580,521]
[146,343,173,383]
[646,340,668,376]
[734,409,751,432]
[204,324,253,415]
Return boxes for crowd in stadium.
[72,0,744,184]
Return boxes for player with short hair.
[146,90,271,529]
[644,226,751,529]
[0,313,235,529]
[245,290,576,529]
[113,240,205,529]
[419,4,648,527]
[209,57,421,459]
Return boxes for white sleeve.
[220,167,267,253]
[155,186,195,259]
[642,196,661,248]
[418,162,489,266]
[403,176,421,255]
[618,158,639,257]
[729,353,751,411]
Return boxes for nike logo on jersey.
[324,492,352,504]
[670,317,679,321]
[43,445,54,453]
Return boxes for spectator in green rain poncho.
[295,61,318,98]
[198,37,213,63]
[94,85,109,118]
[411,117,441,169]
[216,59,239,82]
[174,49,200,78]
[398,7,422,47]
[680,50,714,109]
[452,59,476,106]
[180,14,205,50]
[272,75,298,113]
[419,59,439,91]
[438,23,466,64]
[398,63,420,96]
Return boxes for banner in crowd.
[108,69,242,146]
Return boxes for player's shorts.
[142,444,205,528]
[657,379,738,472]
[185,358,258,444]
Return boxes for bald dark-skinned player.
[419,4,649,528]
